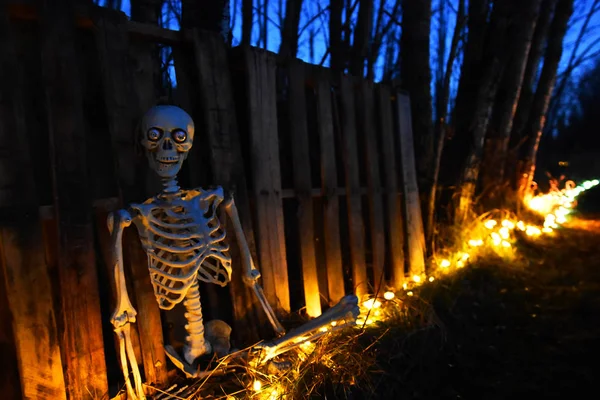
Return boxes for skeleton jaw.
[151,154,183,177]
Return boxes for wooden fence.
[0,3,426,399]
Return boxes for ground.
[341,215,600,400]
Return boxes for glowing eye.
[172,130,187,143]
[147,128,162,141]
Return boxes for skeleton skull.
[140,105,195,179]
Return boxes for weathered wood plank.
[38,1,108,398]
[0,252,22,400]
[356,80,386,295]
[338,76,368,299]
[92,7,168,388]
[395,92,426,278]
[287,60,321,317]
[242,47,290,313]
[185,29,268,341]
[313,67,345,305]
[0,12,66,398]
[376,85,405,289]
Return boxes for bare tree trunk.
[182,0,230,42]
[426,0,465,242]
[544,0,600,138]
[400,0,433,228]
[480,0,542,192]
[455,0,513,222]
[518,0,574,197]
[242,0,253,45]
[279,0,304,58]
[329,0,344,73]
[440,0,489,188]
[350,0,373,77]
[506,0,556,186]
[262,0,268,48]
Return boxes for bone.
[205,320,232,358]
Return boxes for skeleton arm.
[107,210,145,400]
[222,194,286,337]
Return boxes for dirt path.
[368,218,600,399]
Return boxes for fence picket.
[356,80,386,295]
[287,60,321,317]
[39,2,108,398]
[395,93,426,278]
[338,76,368,299]
[377,86,406,289]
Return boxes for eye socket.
[172,129,187,143]
[147,128,162,141]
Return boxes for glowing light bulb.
[556,215,567,224]
[403,282,408,290]
[319,326,328,332]
[461,253,470,261]
[407,291,414,296]
[542,227,553,233]
[484,220,497,229]
[331,321,337,327]
[499,227,510,239]
[440,259,451,268]
[457,260,465,268]
[374,310,381,316]
[501,240,511,248]
[365,319,374,325]
[491,232,501,245]
[253,380,262,392]
[356,318,365,325]
[429,276,435,282]
[525,226,541,236]
[363,298,382,310]
[517,221,526,231]
[413,275,421,283]
[384,291,395,300]
[501,220,515,229]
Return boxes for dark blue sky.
[105,0,600,90]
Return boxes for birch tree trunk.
[400,0,433,223]
[506,0,557,186]
[279,0,304,58]
[518,0,574,198]
[480,0,542,192]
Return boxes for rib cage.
[130,188,232,310]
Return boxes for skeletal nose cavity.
[162,139,173,150]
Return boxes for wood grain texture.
[338,76,368,299]
[242,47,290,313]
[395,93,426,278]
[376,85,405,289]
[356,80,386,295]
[38,1,108,397]
[287,60,321,317]
[313,67,345,305]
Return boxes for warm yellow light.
[556,215,567,224]
[457,260,464,268]
[269,390,279,400]
[501,240,511,248]
[319,326,328,332]
[402,282,408,290]
[491,232,501,245]
[374,310,381,316]
[363,298,382,310]
[413,275,421,283]
[331,321,337,327]
[440,259,451,268]
[384,291,395,300]
[468,239,483,247]
[542,227,553,233]
[461,253,470,261]
[365,319,374,325]
[428,276,435,282]
[501,220,515,229]
[484,219,497,229]
[253,380,262,392]
[499,227,510,239]
[407,291,414,296]
[517,221,526,231]
[356,318,365,325]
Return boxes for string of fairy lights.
[244,179,598,399]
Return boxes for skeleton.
[108,106,359,399]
